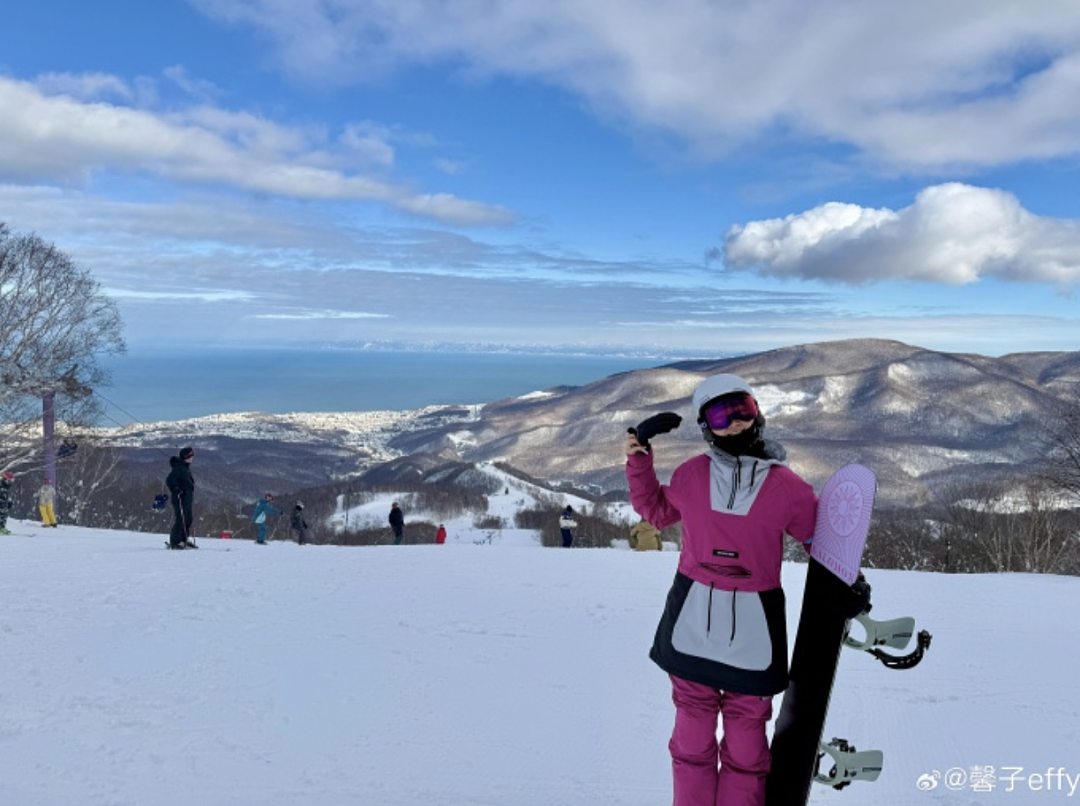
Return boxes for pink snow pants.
[669,675,773,806]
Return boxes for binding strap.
[867,629,933,670]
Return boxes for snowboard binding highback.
[844,609,933,670]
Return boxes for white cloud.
[163,65,223,103]
[5,183,1078,354]
[106,288,256,302]
[32,71,134,102]
[0,75,512,227]
[251,311,391,320]
[434,158,466,176]
[0,184,650,282]
[189,0,1080,169]
[392,193,516,227]
[339,122,396,168]
[722,183,1080,288]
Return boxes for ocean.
[96,349,667,426]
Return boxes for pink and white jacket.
[628,445,817,695]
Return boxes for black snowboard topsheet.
[765,558,853,806]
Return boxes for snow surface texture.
[1,522,1077,806]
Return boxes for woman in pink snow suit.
[626,373,817,806]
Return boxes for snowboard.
[765,463,876,806]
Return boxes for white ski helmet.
[692,374,756,421]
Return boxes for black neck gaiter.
[710,423,767,458]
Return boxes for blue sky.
[3,0,1080,357]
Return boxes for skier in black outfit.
[0,471,14,534]
[166,446,197,549]
[291,502,310,545]
[388,502,404,545]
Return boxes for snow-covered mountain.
[93,338,1080,507]
[1,518,1074,806]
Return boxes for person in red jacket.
[435,524,447,545]
[626,373,817,806]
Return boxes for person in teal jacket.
[252,493,282,544]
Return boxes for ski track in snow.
[1,522,1077,806]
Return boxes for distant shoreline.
[96,349,673,426]
[118,340,728,361]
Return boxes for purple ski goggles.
[701,393,759,431]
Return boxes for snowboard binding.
[814,738,883,789]
[844,611,933,670]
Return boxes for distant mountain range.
[101,339,1080,508]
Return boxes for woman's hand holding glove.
[627,412,682,451]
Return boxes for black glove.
[630,412,683,449]
[845,575,872,618]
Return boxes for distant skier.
[0,471,14,534]
[36,479,58,528]
[559,505,577,548]
[388,502,404,545]
[252,493,282,544]
[626,374,817,806]
[629,518,662,551]
[166,447,197,549]
[291,501,309,545]
[435,524,447,545]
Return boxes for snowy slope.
[1,521,1076,806]
[331,461,601,546]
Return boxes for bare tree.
[0,224,125,474]
[1014,485,1080,575]
[57,439,126,525]
[864,513,945,572]
[1041,401,1080,506]
[927,474,1080,575]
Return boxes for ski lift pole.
[269,512,283,542]
[43,391,58,516]
[43,391,56,486]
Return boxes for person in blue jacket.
[252,493,282,544]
